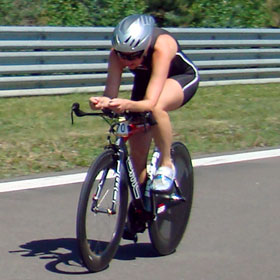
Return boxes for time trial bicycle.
[71,103,194,272]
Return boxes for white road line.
[192,148,280,167]
[0,148,280,193]
[0,173,87,193]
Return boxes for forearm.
[103,85,119,99]
[125,99,155,112]
[104,50,123,99]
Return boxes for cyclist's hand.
[89,96,111,110]
[108,98,129,113]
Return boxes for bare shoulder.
[154,34,177,57]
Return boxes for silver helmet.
[112,14,155,53]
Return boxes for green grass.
[0,83,280,180]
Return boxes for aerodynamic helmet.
[112,14,155,53]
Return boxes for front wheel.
[148,142,194,255]
[76,149,128,272]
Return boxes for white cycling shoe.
[151,165,176,193]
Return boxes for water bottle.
[144,147,160,211]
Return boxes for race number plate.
[116,121,129,136]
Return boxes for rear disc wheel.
[148,142,194,255]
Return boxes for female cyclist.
[89,14,199,194]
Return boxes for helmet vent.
[112,15,155,52]
[134,39,141,48]
[130,39,135,46]
[125,36,131,43]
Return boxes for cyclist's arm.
[89,50,124,110]
[122,35,177,112]
[104,50,123,98]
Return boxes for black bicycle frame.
[109,136,144,214]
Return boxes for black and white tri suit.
[129,27,200,106]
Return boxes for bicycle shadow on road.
[9,237,88,275]
[10,237,160,274]
[115,242,160,260]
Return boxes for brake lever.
[71,102,82,125]
[71,102,116,125]
[71,110,74,125]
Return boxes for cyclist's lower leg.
[151,109,176,192]
[150,80,184,192]
[129,131,152,186]
[151,108,173,168]
[123,132,152,240]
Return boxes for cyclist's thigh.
[156,78,184,112]
[157,73,199,112]
[172,73,199,106]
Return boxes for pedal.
[151,188,174,195]
[169,193,186,202]
[153,192,186,216]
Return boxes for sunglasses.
[116,50,144,61]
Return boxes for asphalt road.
[1,156,280,280]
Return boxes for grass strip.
[0,83,279,180]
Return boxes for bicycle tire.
[148,142,194,255]
[76,149,128,272]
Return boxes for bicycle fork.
[90,168,116,215]
[90,146,145,216]
[91,154,123,215]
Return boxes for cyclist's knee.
[151,106,170,123]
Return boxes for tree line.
[0,0,279,28]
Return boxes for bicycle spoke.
[76,149,128,272]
